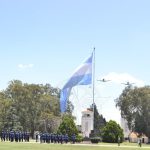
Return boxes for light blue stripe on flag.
[60,52,93,112]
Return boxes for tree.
[65,100,74,115]
[1,80,61,137]
[0,92,12,130]
[115,86,150,139]
[90,103,106,137]
[57,115,78,139]
[102,120,124,143]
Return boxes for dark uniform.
[72,134,76,144]
[36,133,38,142]
[139,138,142,147]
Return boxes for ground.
[0,141,150,150]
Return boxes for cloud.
[98,72,145,87]
[18,64,34,69]
[71,72,145,125]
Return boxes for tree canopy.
[102,120,124,143]
[57,114,78,139]
[90,103,106,137]
[115,86,150,137]
[0,80,61,137]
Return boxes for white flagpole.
[92,47,95,130]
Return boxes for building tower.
[81,108,93,137]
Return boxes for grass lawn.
[0,142,150,150]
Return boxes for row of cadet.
[1,131,76,144]
[1,130,30,142]
[36,133,76,144]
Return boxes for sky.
[0,0,150,125]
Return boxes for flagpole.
[92,47,95,131]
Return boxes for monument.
[81,108,93,137]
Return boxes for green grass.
[0,141,150,150]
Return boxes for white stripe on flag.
[60,51,93,112]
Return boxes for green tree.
[39,94,61,133]
[115,86,150,138]
[0,92,12,130]
[1,80,61,137]
[65,100,74,115]
[58,115,78,139]
[102,120,124,143]
[90,103,106,137]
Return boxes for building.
[81,109,93,138]
[129,132,148,143]
[121,118,148,143]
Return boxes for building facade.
[81,109,93,137]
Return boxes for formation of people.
[1,130,76,144]
[1,130,30,142]
[0,130,145,147]
[37,133,76,144]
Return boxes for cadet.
[10,130,15,142]
[5,131,9,141]
[51,134,54,143]
[72,134,76,144]
[138,138,142,147]
[36,133,38,142]
[1,131,4,141]
[64,134,68,144]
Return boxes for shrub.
[90,137,101,143]
[83,136,90,141]
[102,120,124,143]
[76,134,83,143]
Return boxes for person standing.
[138,138,142,147]
[118,136,120,146]
[36,133,38,142]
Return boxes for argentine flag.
[60,52,93,112]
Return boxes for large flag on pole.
[60,52,93,112]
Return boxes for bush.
[76,134,83,143]
[57,115,78,139]
[90,137,101,143]
[83,136,91,141]
[102,120,124,143]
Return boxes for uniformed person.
[72,134,76,144]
